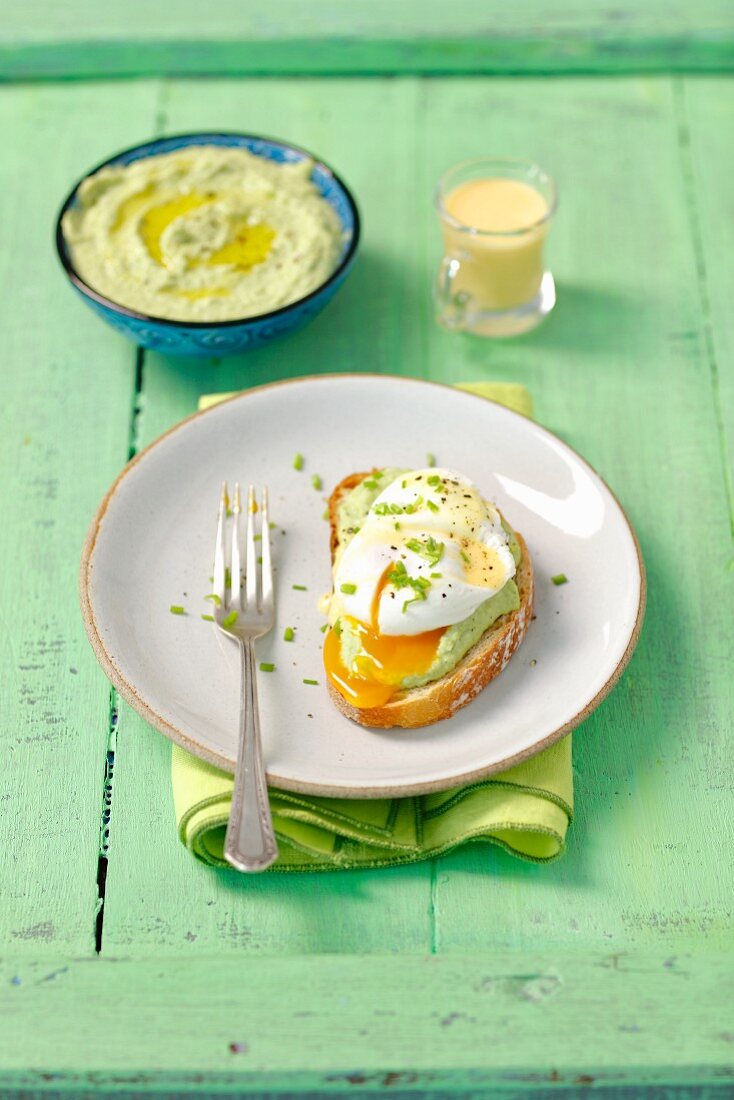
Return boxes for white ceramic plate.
[81,375,645,796]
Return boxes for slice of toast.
[326,472,534,729]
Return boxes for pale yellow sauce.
[441,177,550,311]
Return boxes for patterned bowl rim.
[54,130,361,330]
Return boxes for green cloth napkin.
[173,382,573,870]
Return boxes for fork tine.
[231,483,242,609]
[213,481,228,610]
[245,484,258,610]
[260,486,273,614]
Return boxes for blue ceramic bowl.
[55,133,360,357]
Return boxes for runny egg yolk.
[323,568,446,709]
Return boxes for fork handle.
[224,638,279,872]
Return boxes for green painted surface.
[2,952,733,1092]
[679,77,734,519]
[0,80,160,957]
[0,68,732,1093]
[1,0,733,78]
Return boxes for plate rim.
[79,373,647,797]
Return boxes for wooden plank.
[418,76,734,951]
[1,0,733,79]
[1,951,732,1093]
[101,77,435,956]
[0,81,161,955]
[677,77,734,526]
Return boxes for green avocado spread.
[335,468,521,691]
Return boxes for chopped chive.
[322,508,329,520]
[293,453,304,471]
[401,480,407,489]
[254,533,261,541]
[427,452,436,467]
[394,522,401,530]
[340,583,357,594]
[333,618,343,637]
[426,498,439,513]
[430,572,443,578]
[303,678,319,686]
[461,550,470,564]
[406,536,444,566]
[311,474,322,491]
[552,573,569,586]
[283,627,295,642]
[292,584,308,591]
[427,474,442,487]
[320,623,329,633]
[222,610,238,629]
[204,593,222,606]
[225,567,231,588]
[169,605,185,615]
[269,521,277,529]
[260,662,275,672]
[201,613,215,622]
[363,478,379,490]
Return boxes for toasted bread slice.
[326,472,534,729]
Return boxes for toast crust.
[326,472,534,729]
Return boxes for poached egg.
[324,468,516,709]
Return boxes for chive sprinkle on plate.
[260,662,275,672]
[293,453,304,471]
[303,678,319,686]
[292,583,308,591]
[551,573,569,586]
[283,626,295,642]
[169,605,185,615]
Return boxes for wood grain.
[1,1,733,79]
[0,81,160,955]
[676,77,734,528]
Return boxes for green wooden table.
[1,4,733,1096]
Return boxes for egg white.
[332,469,516,636]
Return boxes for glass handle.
[434,255,471,331]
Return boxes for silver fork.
[212,482,278,872]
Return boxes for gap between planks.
[93,348,148,954]
[93,80,169,954]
